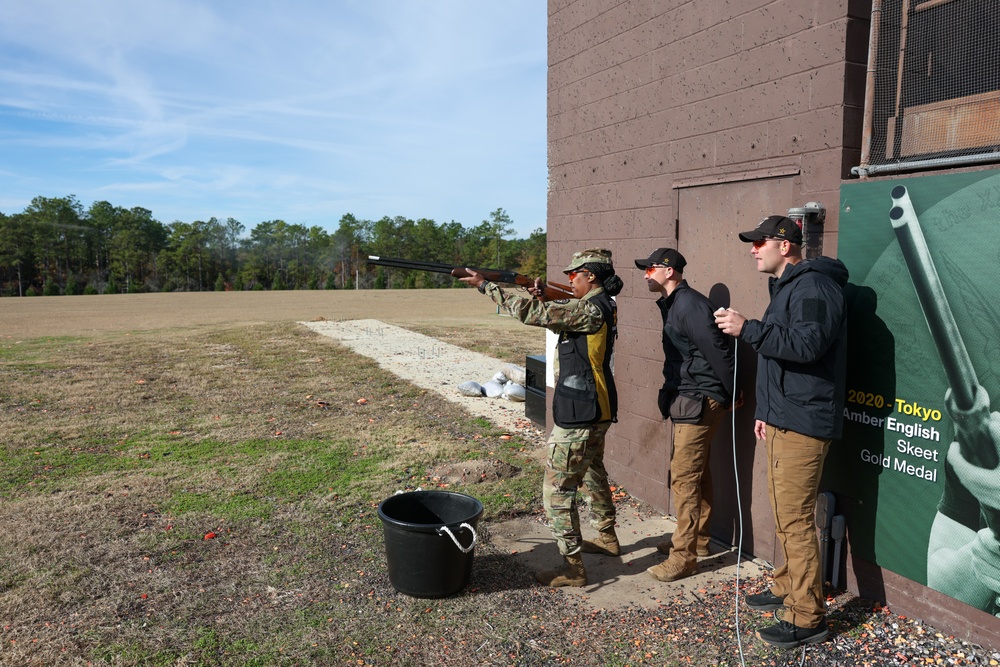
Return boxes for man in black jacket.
[715,215,848,649]
[632,248,735,582]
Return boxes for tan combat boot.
[656,539,711,557]
[535,553,587,587]
[646,557,697,582]
[581,528,621,556]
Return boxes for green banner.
[830,168,1000,612]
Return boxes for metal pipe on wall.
[858,0,883,172]
[853,150,1000,177]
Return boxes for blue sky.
[0,1,548,238]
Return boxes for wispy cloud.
[0,0,547,234]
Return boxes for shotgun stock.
[367,255,575,301]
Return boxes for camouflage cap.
[563,248,614,273]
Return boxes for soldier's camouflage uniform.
[483,281,617,556]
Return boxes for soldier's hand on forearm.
[526,277,546,299]
[458,269,486,289]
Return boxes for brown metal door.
[676,176,796,566]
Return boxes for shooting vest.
[551,292,618,429]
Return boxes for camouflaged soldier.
[459,248,623,587]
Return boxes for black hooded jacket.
[740,256,849,440]
[657,280,735,413]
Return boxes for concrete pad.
[487,502,767,610]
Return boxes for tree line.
[0,196,547,296]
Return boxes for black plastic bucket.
[377,490,484,598]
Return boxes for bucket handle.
[437,523,477,554]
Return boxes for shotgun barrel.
[367,255,575,301]
[889,186,979,411]
[890,185,1000,466]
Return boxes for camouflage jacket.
[482,283,606,334]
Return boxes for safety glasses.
[643,264,667,276]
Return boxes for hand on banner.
[944,385,1000,473]
[972,527,1000,593]
[946,411,1000,511]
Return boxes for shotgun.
[889,185,997,468]
[367,255,575,301]
[889,185,1000,552]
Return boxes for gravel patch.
[302,318,541,435]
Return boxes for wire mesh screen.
[863,0,1000,171]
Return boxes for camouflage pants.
[543,421,616,556]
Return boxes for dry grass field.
[3,289,541,358]
[4,289,546,368]
[1,290,560,667]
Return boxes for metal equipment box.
[524,354,546,427]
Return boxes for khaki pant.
[765,425,831,628]
[543,422,615,556]
[669,397,727,566]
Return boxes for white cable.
[731,342,748,667]
[741,368,811,667]
[729,336,810,667]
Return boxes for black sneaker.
[757,619,829,649]
[745,589,784,611]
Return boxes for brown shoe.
[646,558,697,582]
[536,553,587,587]
[582,528,621,556]
[657,541,711,557]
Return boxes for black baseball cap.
[738,215,803,245]
[634,248,686,272]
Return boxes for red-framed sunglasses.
[643,264,668,275]
[752,237,786,248]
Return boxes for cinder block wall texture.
[547,0,1000,648]
[546,0,868,526]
